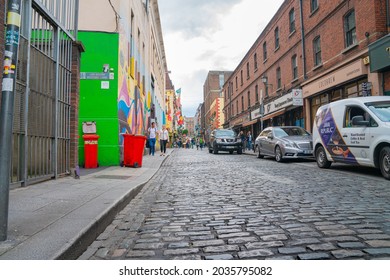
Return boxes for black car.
[208,129,243,154]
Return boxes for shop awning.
[242,119,258,127]
[261,108,285,121]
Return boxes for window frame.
[274,27,280,50]
[289,8,296,34]
[292,55,298,80]
[263,41,267,61]
[276,67,281,89]
[311,0,319,13]
[313,36,322,67]
[344,10,357,48]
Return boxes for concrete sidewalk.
[0,149,173,260]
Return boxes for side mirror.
[351,115,369,126]
[267,133,274,140]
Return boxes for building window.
[248,91,251,109]
[235,76,238,89]
[313,36,322,66]
[236,100,239,115]
[292,55,298,80]
[263,41,267,61]
[274,27,279,50]
[240,70,243,85]
[289,9,295,34]
[311,0,319,13]
[344,10,357,48]
[276,67,281,89]
[254,53,258,70]
[255,84,259,103]
[232,104,234,116]
[246,62,250,79]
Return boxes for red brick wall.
[70,42,84,170]
[224,0,388,126]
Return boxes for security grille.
[10,0,78,186]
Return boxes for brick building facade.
[223,0,390,136]
[203,71,232,141]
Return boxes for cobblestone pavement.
[79,148,390,260]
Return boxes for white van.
[312,96,390,180]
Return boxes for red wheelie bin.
[121,134,147,168]
[83,134,100,168]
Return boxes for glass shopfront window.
[309,78,367,128]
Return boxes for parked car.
[255,126,313,162]
[208,129,243,154]
[312,96,390,180]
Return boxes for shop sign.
[368,34,390,72]
[263,91,301,116]
[230,113,250,127]
[302,59,366,98]
[292,89,303,106]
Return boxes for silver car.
[255,126,313,162]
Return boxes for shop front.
[252,89,304,133]
[302,59,369,132]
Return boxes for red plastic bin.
[83,134,99,168]
[121,134,147,168]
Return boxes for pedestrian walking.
[147,122,158,156]
[159,125,169,156]
[199,137,204,150]
[247,131,252,152]
[196,138,200,150]
[239,131,246,151]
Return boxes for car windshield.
[215,130,235,137]
[274,127,310,138]
[366,101,390,122]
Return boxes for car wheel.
[316,145,332,168]
[257,146,264,158]
[379,146,390,180]
[237,147,242,154]
[229,151,233,154]
[209,148,212,153]
[275,146,283,162]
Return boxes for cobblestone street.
[79,148,390,260]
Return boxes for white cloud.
[159,0,284,116]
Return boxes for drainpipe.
[299,0,307,80]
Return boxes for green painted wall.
[78,31,120,166]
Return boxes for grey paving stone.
[260,234,288,241]
[126,250,156,258]
[307,243,337,251]
[358,234,390,240]
[337,242,366,249]
[289,238,321,246]
[238,249,274,259]
[298,252,331,260]
[245,241,284,250]
[331,249,365,259]
[228,236,259,244]
[321,229,357,236]
[133,243,164,250]
[365,240,390,247]
[163,248,199,256]
[168,242,190,249]
[192,239,225,247]
[278,247,307,254]
[205,254,234,260]
[363,248,390,255]
[203,245,239,253]
[218,232,251,239]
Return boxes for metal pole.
[0,0,22,241]
[260,90,264,132]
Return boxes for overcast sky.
[158,0,285,117]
